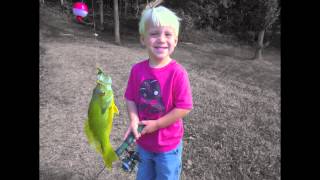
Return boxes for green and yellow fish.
[84,68,119,168]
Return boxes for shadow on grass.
[179,43,256,62]
[211,48,255,61]
[40,168,86,180]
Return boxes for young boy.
[123,4,193,180]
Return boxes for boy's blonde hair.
[139,6,181,37]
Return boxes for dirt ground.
[40,3,280,180]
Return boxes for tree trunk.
[60,0,64,11]
[254,29,265,60]
[99,0,104,31]
[119,0,121,17]
[135,0,139,18]
[114,0,121,45]
[124,0,128,17]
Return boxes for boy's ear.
[140,36,145,46]
[174,36,178,47]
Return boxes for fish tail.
[84,119,102,154]
[102,144,119,169]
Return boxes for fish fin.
[101,99,111,114]
[101,106,107,114]
[84,119,102,154]
[113,102,119,115]
[102,144,119,169]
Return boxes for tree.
[124,0,128,17]
[135,0,140,18]
[244,0,280,60]
[114,0,121,44]
[166,0,280,60]
[217,0,280,59]
[99,0,104,31]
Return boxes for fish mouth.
[96,80,105,85]
[96,68,112,84]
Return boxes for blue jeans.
[136,141,183,180]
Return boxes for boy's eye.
[165,33,172,36]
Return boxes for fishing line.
[45,1,105,179]
[90,0,107,179]
[92,0,99,68]
[93,166,106,180]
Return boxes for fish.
[84,68,119,169]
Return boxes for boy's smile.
[154,46,168,53]
[141,23,178,67]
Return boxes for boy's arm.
[124,99,141,140]
[140,108,191,135]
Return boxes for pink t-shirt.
[125,59,193,152]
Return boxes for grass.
[176,45,280,179]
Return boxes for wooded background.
[41,0,280,59]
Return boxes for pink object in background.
[72,2,88,18]
[76,16,83,23]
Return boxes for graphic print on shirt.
[138,79,165,119]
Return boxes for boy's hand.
[124,121,141,141]
[139,120,159,135]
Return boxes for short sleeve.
[173,69,193,110]
[124,66,136,102]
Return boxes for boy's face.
[140,22,178,62]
